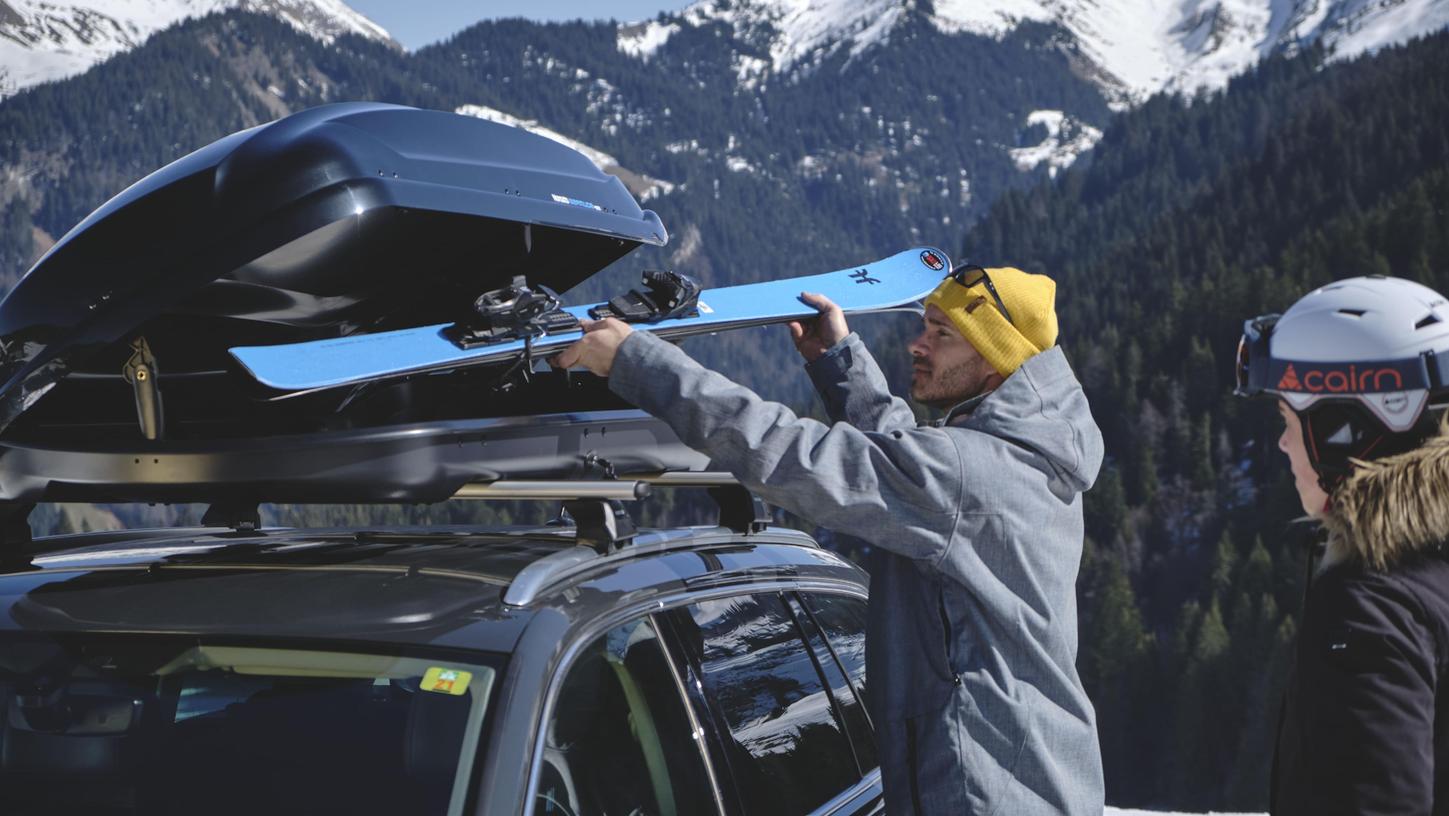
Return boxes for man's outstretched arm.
[555,320,962,565]
[792,292,916,432]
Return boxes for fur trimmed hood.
[1323,416,1449,571]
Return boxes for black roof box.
[0,102,667,432]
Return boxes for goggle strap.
[1265,356,1433,394]
[1429,349,1449,393]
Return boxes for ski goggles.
[947,264,1014,325]
[1236,312,1449,397]
[1233,313,1280,397]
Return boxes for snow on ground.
[726,155,756,173]
[664,0,913,73]
[1326,0,1449,61]
[930,0,1052,37]
[616,19,679,59]
[454,104,676,201]
[617,0,1449,106]
[1009,110,1104,178]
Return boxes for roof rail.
[501,525,813,608]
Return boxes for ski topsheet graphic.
[231,247,951,393]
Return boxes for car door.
[657,590,882,816]
[532,615,722,816]
[791,591,883,815]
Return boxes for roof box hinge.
[564,499,637,553]
[122,337,164,441]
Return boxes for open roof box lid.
[0,102,669,445]
[0,103,715,512]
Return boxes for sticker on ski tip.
[422,667,472,696]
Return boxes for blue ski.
[231,247,951,393]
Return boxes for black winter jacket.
[1272,426,1449,815]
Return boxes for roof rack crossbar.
[452,481,651,501]
[636,471,739,486]
[451,473,770,536]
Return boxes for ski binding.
[589,269,701,323]
[443,277,580,349]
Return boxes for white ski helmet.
[1236,276,1449,490]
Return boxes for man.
[556,264,1105,815]
[1234,276,1449,814]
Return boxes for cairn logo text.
[1277,363,1405,394]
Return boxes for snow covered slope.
[0,0,392,98]
[618,0,1449,102]
[1010,110,1104,177]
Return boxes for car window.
[536,617,717,816]
[663,593,859,815]
[789,592,877,772]
[797,593,868,698]
[0,636,498,816]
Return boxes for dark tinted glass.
[798,592,869,704]
[537,617,716,816]
[791,592,876,771]
[0,635,498,816]
[668,593,857,815]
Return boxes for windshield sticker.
[550,193,603,211]
[422,667,473,696]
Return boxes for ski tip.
[912,247,951,274]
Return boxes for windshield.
[0,634,500,816]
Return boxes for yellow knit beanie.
[924,266,1058,377]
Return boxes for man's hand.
[789,292,849,363]
[553,318,633,376]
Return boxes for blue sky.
[347,1,692,50]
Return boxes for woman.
[1235,275,1449,814]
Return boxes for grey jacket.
[610,331,1105,816]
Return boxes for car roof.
[0,524,862,655]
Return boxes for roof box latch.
[564,499,637,553]
[589,269,701,323]
[444,276,580,350]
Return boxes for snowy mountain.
[618,0,1449,103]
[1010,109,1104,178]
[0,0,392,97]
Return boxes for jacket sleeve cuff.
[804,333,863,386]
